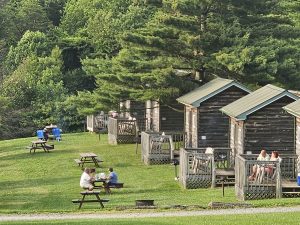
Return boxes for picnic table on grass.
[74,152,103,168]
[72,190,109,209]
[26,140,54,154]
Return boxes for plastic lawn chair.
[52,128,61,141]
[36,130,44,140]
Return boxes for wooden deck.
[282,180,299,188]
[216,168,235,176]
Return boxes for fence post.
[169,135,174,161]
[276,162,282,198]
[211,155,216,188]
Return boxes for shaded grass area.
[2,212,300,225]
[0,132,299,213]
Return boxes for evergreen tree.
[90,0,300,112]
[214,0,300,89]
[81,0,160,112]
[88,0,237,109]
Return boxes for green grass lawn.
[0,132,300,214]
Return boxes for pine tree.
[81,0,300,113]
[89,0,239,109]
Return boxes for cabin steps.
[282,182,300,197]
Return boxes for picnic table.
[74,152,103,168]
[72,190,109,209]
[27,140,49,154]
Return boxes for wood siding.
[197,86,249,148]
[129,101,145,119]
[160,103,184,131]
[119,100,145,119]
[147,101,184,132]
[244,96,296,154]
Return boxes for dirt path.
[1,206,300,222]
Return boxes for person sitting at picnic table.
[249,149,270,181]
[101,167,118,193]
[80,168,95,191]
[265,151,282,176]
[106,167,118,185]
[43,128,49,141]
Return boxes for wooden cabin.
[284,99,300,157]
[140,100,184,164]
[145,100,184,132]
[220,84,299,200]
[220,84,299,155]
[177,78,250,149]
[108,100,147,144]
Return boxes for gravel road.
[1,206,300,222]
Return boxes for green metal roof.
[283,99,300,118]
[220,84,299,120]
[176,78,250,107]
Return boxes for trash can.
[297,173,300,186]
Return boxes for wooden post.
[276,161,282,198]
[222,178,225,197]
[211,154,216,188]
[169,135,174,161]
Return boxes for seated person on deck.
[249,149,270,181]
[265,151,282,176]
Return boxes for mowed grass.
[2,212,300,225]
[0,132,299,213]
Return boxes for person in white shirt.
[249,149,270,180]
[80,168,94,190]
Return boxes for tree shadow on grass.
[114,162,131,167]
[0,149,75,161]
[0,176,77,191]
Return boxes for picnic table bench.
[74,152,103,168]
[105,182,124,194]
[93,179,124,194]
[26,140,54,154]
[74,158,103,167]
[72,190,109,209]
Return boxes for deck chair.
[36,130,44,140]
[52,128,61,141]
